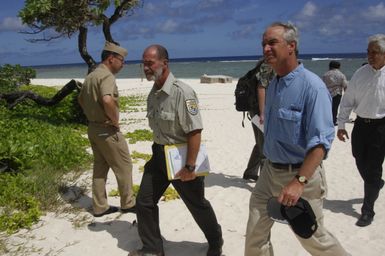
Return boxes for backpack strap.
[242,112,252,128]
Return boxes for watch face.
[299,176,306,182]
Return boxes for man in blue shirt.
[244,22,349,256]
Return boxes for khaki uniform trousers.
[88,124,135,214]
[245,161,349,256]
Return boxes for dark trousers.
[244,114,266,175]
[332,94,342,125]
[351,117,385,217]
[136,143,222,253]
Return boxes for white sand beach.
[4,78,385,256]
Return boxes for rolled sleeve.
[305,86,335,157]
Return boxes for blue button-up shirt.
[264,64,335,163]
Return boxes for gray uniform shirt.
[147,72,203,145]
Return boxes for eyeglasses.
[114,55,125,63]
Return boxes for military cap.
[103,41,128,57]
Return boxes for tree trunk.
[78,26,97,74]
[0,79,82,109]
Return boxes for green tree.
[1,1,142,110]
[18,0,142,72]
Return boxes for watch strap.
[185,164,196,172]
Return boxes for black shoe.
[243,172,259,181]
[121,205,136,213]
[93,206,119,217]
[356,214,373,227]
[207,238,224,256]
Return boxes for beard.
[146,67,163,81]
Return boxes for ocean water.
[31,53,367,80]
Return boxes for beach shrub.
[0,84,91,234]
[0,64,36,93]
[108,185,180,202]
[0,173,41,234]
[119,94,146,112]
[16,84,85,124]
[125,129,153,143]
[131,151,152,162]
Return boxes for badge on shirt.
[185,99,199,115]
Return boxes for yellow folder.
[164,143,211,180]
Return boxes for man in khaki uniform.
[78,42,135,217]
[129,45,223,256]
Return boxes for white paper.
[164,144,210,180]
[251,115,264,133]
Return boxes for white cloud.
[300,2,317,17]
[159,19,178,33]
[363,2,385,20]
[0,17,24,32]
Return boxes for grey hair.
[368,34,385,53]
[268,22,299,56]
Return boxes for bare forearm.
[257,87,266,118]
[186,130,202,166]
[102,95,119,127]
[299,145,325,180]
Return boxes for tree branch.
[0,80,82,109]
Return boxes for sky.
[0,0,384,66]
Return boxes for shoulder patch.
[185,99,199,115]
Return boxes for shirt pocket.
[277,108,302,144]
[158,111,176,133]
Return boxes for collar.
[99,63,112,74]
[156,72,176,96]
[278,63,304,88]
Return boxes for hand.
[277,179,304,207]
[259,114,265,124]
[337,129,349,142]
[175,168,197,182]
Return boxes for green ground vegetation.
[109,184,179,202]
[119,94,146,112]
[0,80,91,235]
[125,129,153,143]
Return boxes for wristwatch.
[185,164,196,172]
[295,175,308,184]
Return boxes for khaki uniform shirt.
[79,64,119,123]
[147,72,203,145]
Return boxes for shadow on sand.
[324,198,362,219]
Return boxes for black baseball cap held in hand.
[267,197,318,239]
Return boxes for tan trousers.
[245,161,350,256]
[88,124,135,214]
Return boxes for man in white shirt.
[337,34,385,227]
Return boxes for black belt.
[356,116,385,124]
[271,162,302,169]
[153,143,165,151]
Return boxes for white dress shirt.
[337,64,385,129]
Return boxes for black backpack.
[234,60,264,126]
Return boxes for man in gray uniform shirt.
[129,44,223,256]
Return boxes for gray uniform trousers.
[245,161,349,256]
